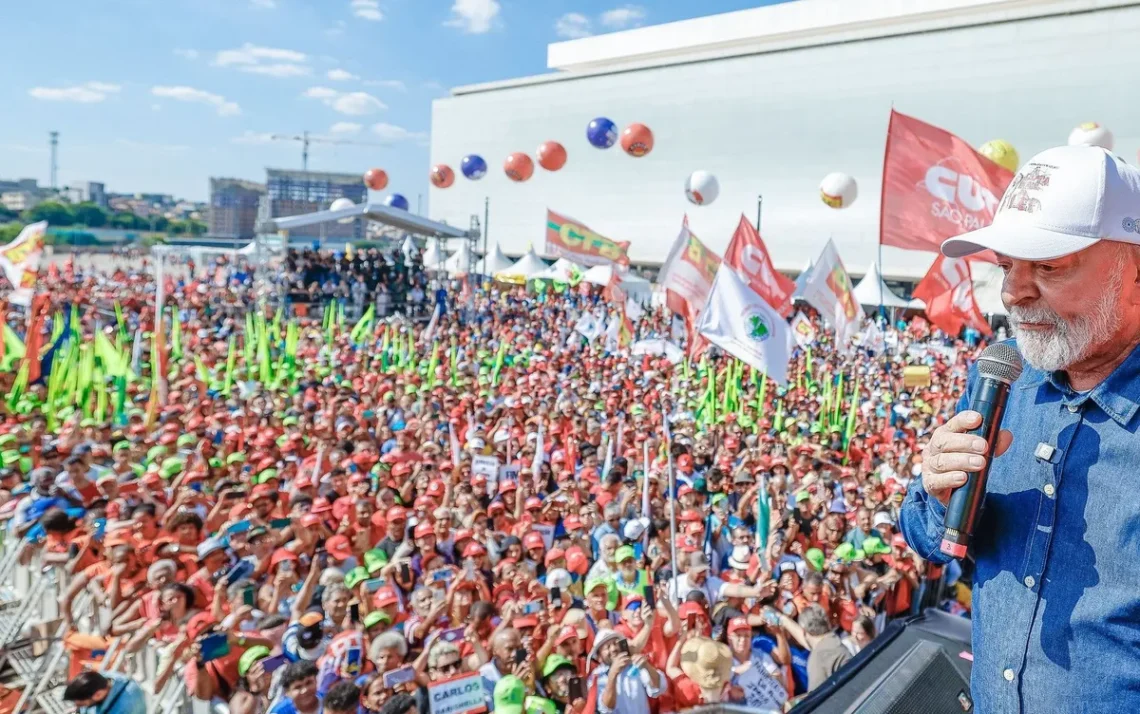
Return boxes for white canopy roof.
[422,238,446,269]
[532,257,585,282]
[580,264,653,302]
[479,243,514,276]
[853,262,915,308]
[444,241,473,276]
[494,245,549,284]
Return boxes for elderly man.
[900,145,1140,713]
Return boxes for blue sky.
[0,0,783,204]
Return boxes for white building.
[429,0,1140,282]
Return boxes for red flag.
[879,110,1014,259]
[721,215,796,317]
[915,255,992,337]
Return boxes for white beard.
[1009,260,1123,372]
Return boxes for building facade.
[208,178,266,240]
[428,0,1140,282]
[266,169,367,242]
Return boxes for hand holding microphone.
[922,343,1023,558]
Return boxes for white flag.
[697,265,792,386]
[790,311,817,348]
[531,423,544,475]
[0,221,45,306]
[574,311,604,342]
[423,303,442,341]
[799,240,862,351]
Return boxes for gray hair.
[427,641,460,669]
[798,604,832,637]
[370,631,408,660]
[603,503,622,519]
[321,583,350,607]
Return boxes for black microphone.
[939,343,1023,559]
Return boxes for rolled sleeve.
[641,669,665,698]
[899,475,953,564]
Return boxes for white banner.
[0,221,45,306]
[697,265,792,386]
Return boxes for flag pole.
[755,194,763,233]
[661,407,678,605]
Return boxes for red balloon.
[536,141,567,172]
[430,164,454,189]
[363,168,388,191]
[620,123,654,157]
[504,152,534,182]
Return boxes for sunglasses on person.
[432,659,461,675]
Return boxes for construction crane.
[269,130,388,172]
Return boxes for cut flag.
[879,110,1013,258]
[697,263,792,386]
[722,215,795,317]
[658,216,721,354]
[914,255,992,336]
[799,239,862,350]
[790,311,817,348]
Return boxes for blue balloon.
[461,154,487,180]
[586,117,618,149]
[384,193,409,211]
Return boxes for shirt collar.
[1018,342,1140,427]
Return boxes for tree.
[0,206,17,223]
[22,201,75,227]
[72,202,108,228]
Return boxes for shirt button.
[1025,576,1036,588]
[1067,403,1080,413]
[1044,484,1055,497]
[1004,668,1016,682]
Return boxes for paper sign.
[472,455,500,497]
[428,671,487,714]
[532,523,555,550]
[734,661,789,712]
[498,464,520,482]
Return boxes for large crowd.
[0,244,979,714]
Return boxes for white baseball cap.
[942,145,1140,261]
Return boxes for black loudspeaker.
[791,609,973,714]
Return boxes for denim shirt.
[900,341,1140,714]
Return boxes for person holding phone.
[590,630,663,714]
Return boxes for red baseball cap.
[728,617,752,634]
[325,535,354,562]
[373,586,400,608]
[414,522,435,539]
[386,506,408,522]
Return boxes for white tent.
[532,257,585,282]
[479,243,513,276]
[494,245,548,284]
[580,264,654,303]
[853,262,914,308]
[444,241,473,276]
[422,239,446,269]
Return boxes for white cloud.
[363,79,406,91]
[325,21,348,37]
[330,122,362,135]
[250,0,276,7]
[214,43,309,78]
[173,48,200,60]
[327,68,358,82]
[371,122,427,143]
[302,87,386,115]
[28,81,121,103]
[600,4,646,28]
[351,0,383,21]
[151,85,241,116]
[554,12,592,39]
[445,0,500,33]
[232,131,277,145]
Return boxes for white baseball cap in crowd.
[942,145,1140,261]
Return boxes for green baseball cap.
[255,469,278,485]
[226,453,246,465]
[614,545,635,564]
[833,543,855,563]
[805,548,825,572]
[493,676,527,714]
[524,697,558,714]
[344,566,369,590]
[177,434,197,449]
[1,450,20,467]
[160,457,184,480]
[794,491,810,503]
[363,549,389,574]
[863,537,891,555]
[541,654,576,680]
[363,611,392,629]
[238,645,271,677]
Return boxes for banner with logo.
[658,217,722,355]
[722,215,795,317]
[790,311,817,348]
[0,221,46,306]
[697,264,791,385]
[914,255,992,336]
[545,209,630,268]
[799,240,861,350]
[879,110,1013,259]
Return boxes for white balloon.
[819,172,858,209]
[330,197,356,224]
[685,171,719,206]
[1067,122,1114,151]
